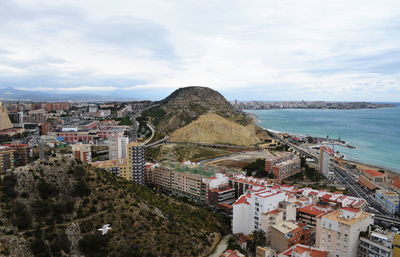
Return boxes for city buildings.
[358,225,395,257]
[232,187,288,234]
[270,221,315,252]
[358,169,386,192]
[297,203,333,226]
[91,159,130,180]
[316,208,373,257]
[145,162,216,201]
[109,136,129,160]
[72,143,92,163]
[265,152,301,180]
[128,142,145,184]
[0,146,14,174]
[2,144,30,167]
[375,189,400,215]
[319,146,335,180]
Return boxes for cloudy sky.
[1,0,400,101]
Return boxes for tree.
[247,230,267,254]
[79,234,108,257]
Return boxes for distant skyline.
[1,0,400,101]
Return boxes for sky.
[1,0,400,101]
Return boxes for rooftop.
[362,169,384,177]
[322,209,372,225]
[272,221,298,234]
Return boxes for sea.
[246,104,400,173]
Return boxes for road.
[208,234,231,257]
[267,129,389,216]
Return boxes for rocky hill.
[143,86,251,134]
[0,156,230,257]
[170,113,260,146]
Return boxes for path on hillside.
[0,210,109,240]
[208,234,231,257]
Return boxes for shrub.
[79,234,108,257]
[73,181,90,197]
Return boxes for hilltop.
[0,156,230,257]
[143,86,251,134]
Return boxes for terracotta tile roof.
[392,177,400,189]
[362,169,384,177]
[234,194,250,205]
[298,204,330,217]
[342,207,360,213]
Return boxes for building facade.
[358,226,394,257]
[128,142,145,184]
[109,136,129,160]
[375,189,400,215]
[0,146,14,174]
[319,146,335,180]
[316,208,373,257]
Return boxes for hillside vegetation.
[0,156,230,257]
[170,113,260,146]
[143,86,251,134]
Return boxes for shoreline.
[260,126,400,176]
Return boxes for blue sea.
[246,104,400,173]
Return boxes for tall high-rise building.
[0,102,13,131]
[316,208,373,257]
[127,142,144,184]
[319,146,335,180]
[109,136,129,160]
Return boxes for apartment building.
[358,226,394,257]
[2,144,30,167]
[375,189,400,215]
[128,142,144,185]
[297,202,333,226]
[319,146,335,180]
[0,145,14,174]
[265,152,301,180]
[232,187,288,235]
[71,143,92,163]
[109,136,129,160]
[91,159,130,180]
[145,162,216,201]
[229,174,274,199]
[316,208,373,257]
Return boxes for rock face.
[170,113,260,146]
[143,86,250,134]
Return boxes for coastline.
[259,125,399,177]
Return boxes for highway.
[267,129,390,216]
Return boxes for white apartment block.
[319,146,335,180]
[316,208,373,257]
[109,136,129,160]
[232,187,288,235]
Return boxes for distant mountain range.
[0,87,135,102]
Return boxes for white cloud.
[1,0,400,100]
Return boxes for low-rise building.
[359,169,386,192]
[72,143,92,163]
[91,159,130,180]
[278,244,329,257]
[270,221,315,253]
[375,189,400,215]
